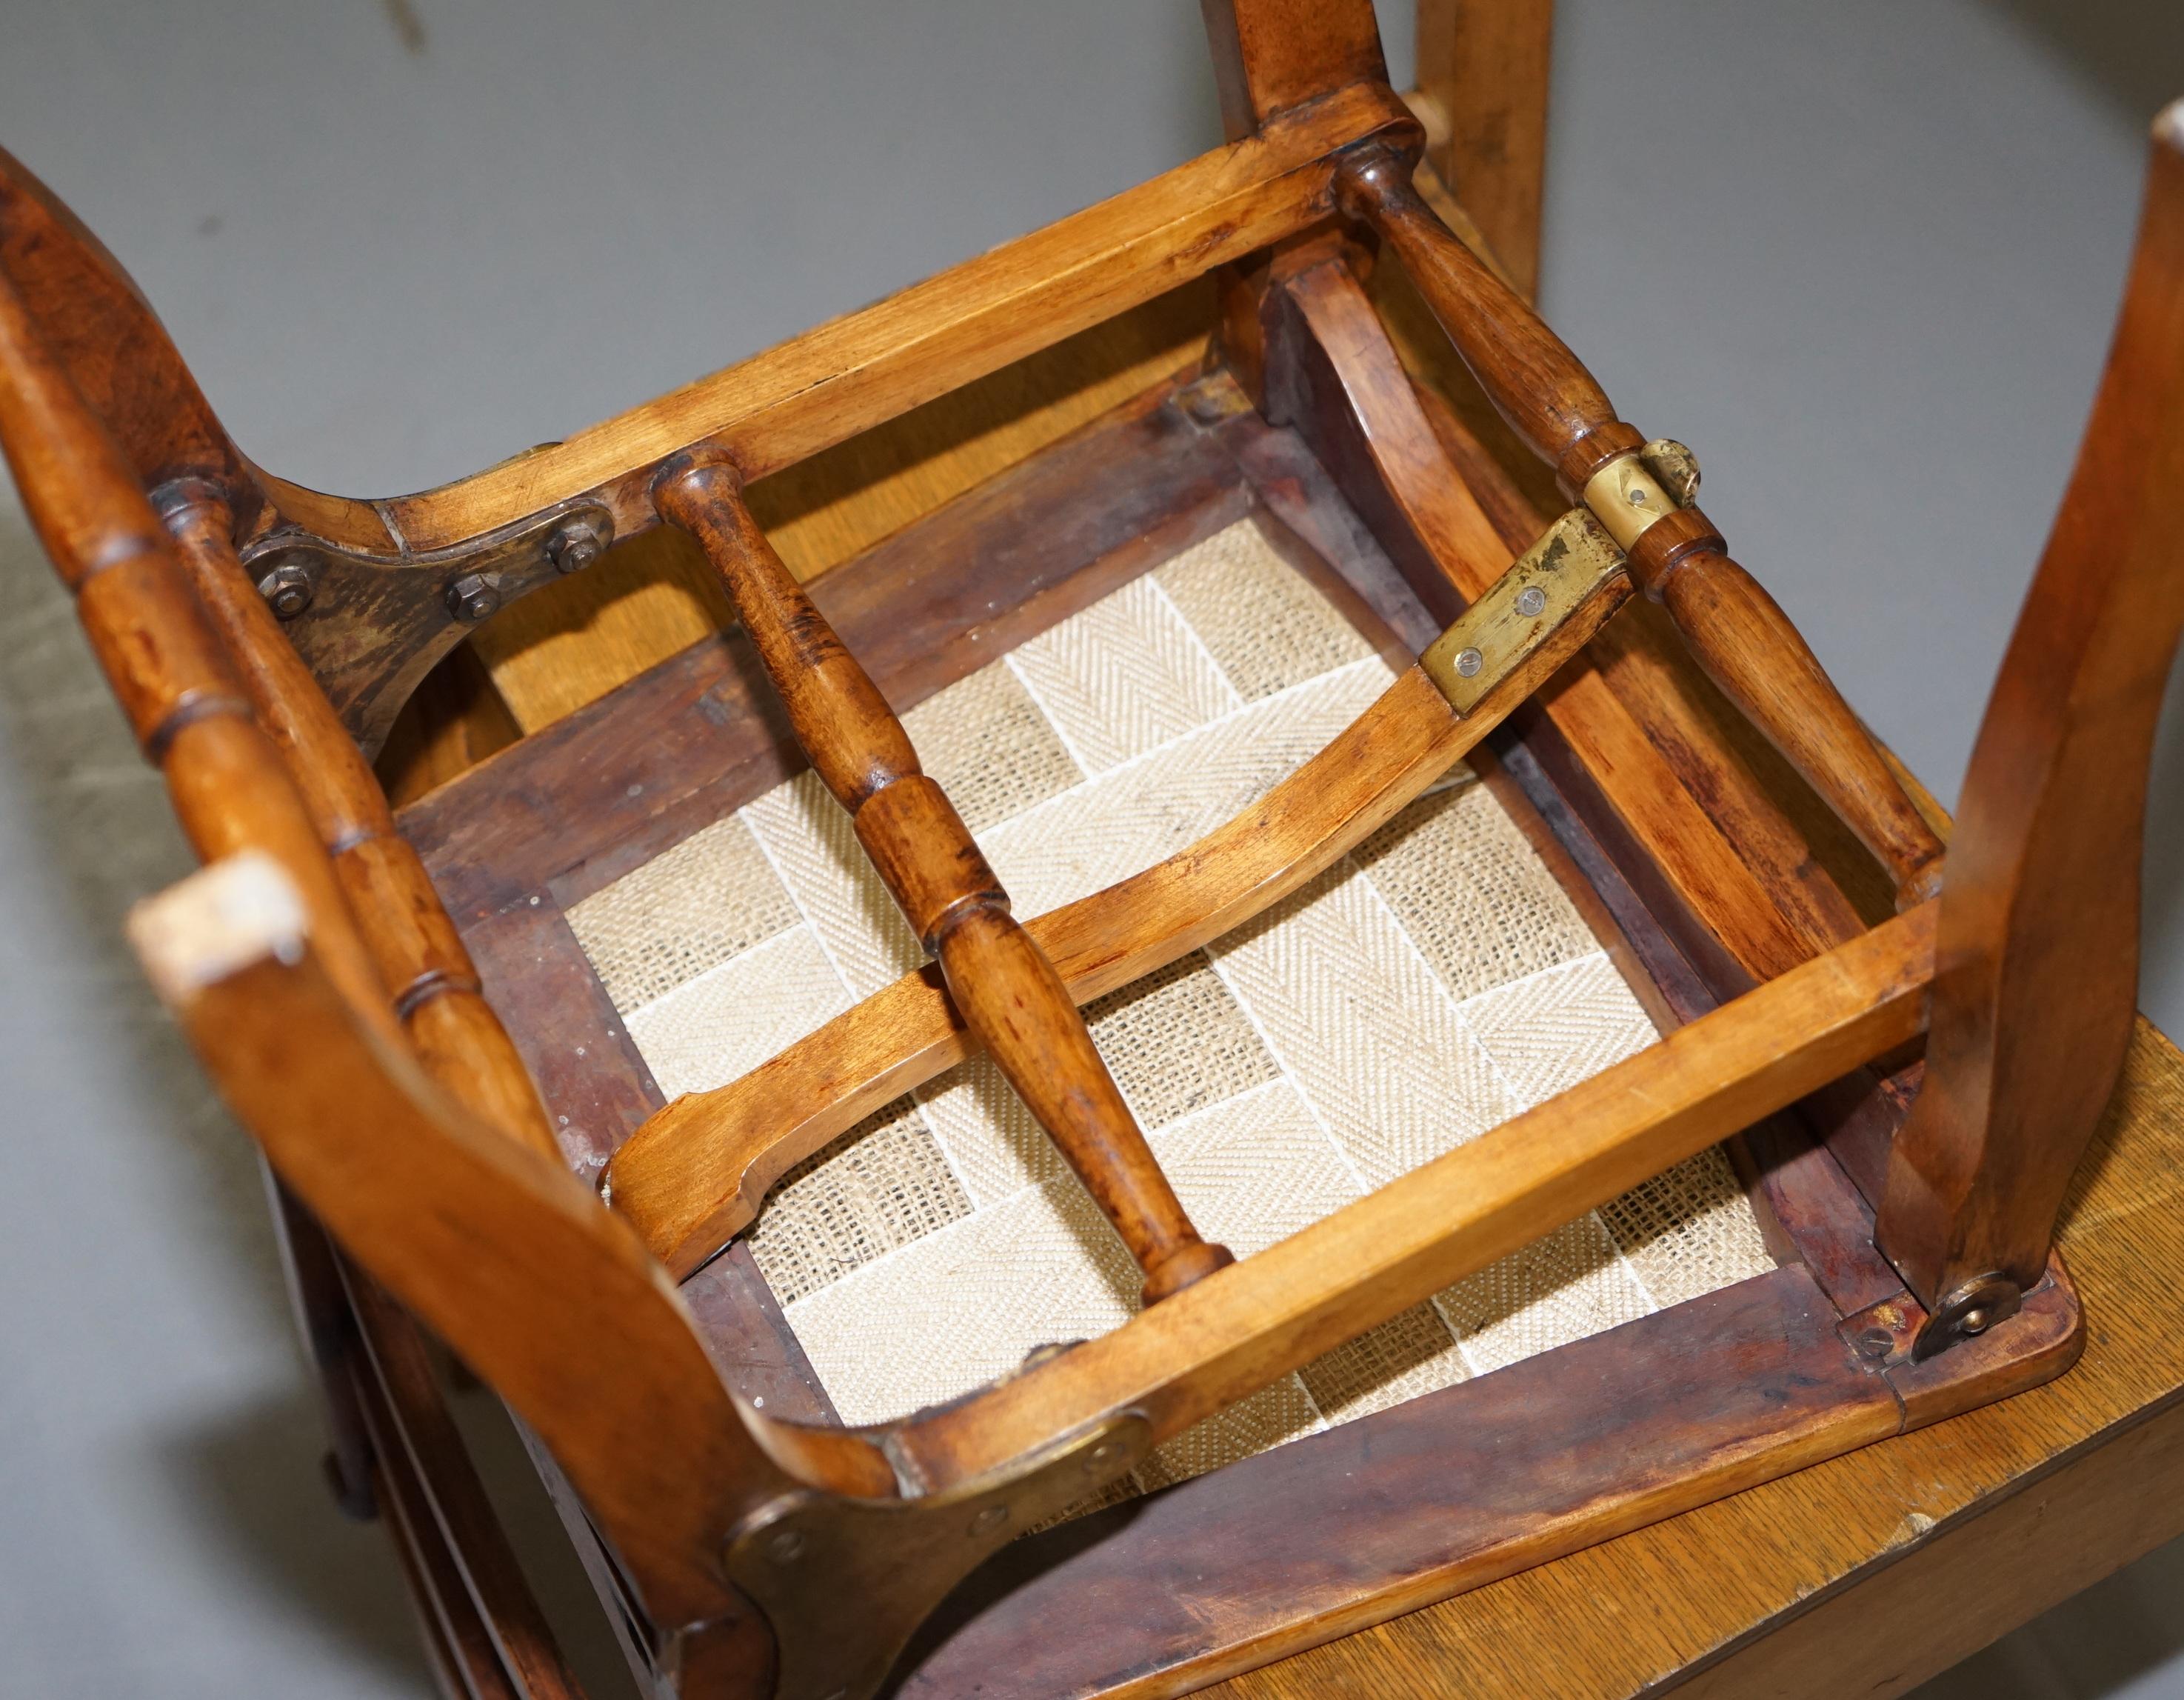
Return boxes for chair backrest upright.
[3,4,2182,1693]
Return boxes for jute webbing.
[572,518,1774,1503]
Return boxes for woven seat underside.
[567,518,1773,1501]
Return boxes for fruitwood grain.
[1882,107,2184,1304]
[1335,141,1947,904]
[249,82,1415,564]
[894,901,1938,1487]
[1200,0,1390,140]
[124,855,812,1681]
[472,288,1212,734]
[606,565,1630,1277]
[655,459,1232,1305]
[1200,1022,2184,1700]
[162,489,561,1161]
[401,373,1250,922]
[0,262,388,1033]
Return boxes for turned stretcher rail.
[654,456,1234,1306]
[894,899,1940,1488]
[161,487,563,1161]
[0,264,393,1036]
[1334,141,1948,905]
[605,510,1634,1278]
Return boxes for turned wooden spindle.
[1335,142,1946,906]
[0,267,393,1034]
[654,456,1234,1305]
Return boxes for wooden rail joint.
[1328,136,1948,909]
[724,1413,1149,1700]
[232,498,617,756]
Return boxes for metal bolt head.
[548,521,606,576]
[1515,586,1548,618]
[969,1504,1009,1536]
[445,571,501,623]
[1454,647,1484,678]
[1959,1307,1990,1336]
[1082,1440,1124,1474]
[765,1527,805,1564]
[257,561,314,621]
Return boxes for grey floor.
[2,2,2183,1696]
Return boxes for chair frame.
[6,4,2181,1697]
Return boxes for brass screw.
[1083,1441,1123,1473]
[1856,1327,1894,1361]
[1960,1307,1990,1336]
[257,561,314,620]
[970,1504,1009,1535]
[1515,586,1548,617]
[445,572,501,622]
[1454,647,1484,678]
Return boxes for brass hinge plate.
[1419,508,1629,713]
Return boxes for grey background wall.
[1,2,2181,1695]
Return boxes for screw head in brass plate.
[1417,508,1630,713]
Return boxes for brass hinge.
[1420,508,1629,712]
[1580,438,1701,552]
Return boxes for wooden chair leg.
[1415,0,1555,300]
[1200,0,1390,141]
[1878,107,2184,1335]
[653,456,1234,1306]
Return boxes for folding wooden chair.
[5,4,2181,1696]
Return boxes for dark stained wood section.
[464,893,665,1178]
[399,375,1252,921]
[895,1267,1900,1700]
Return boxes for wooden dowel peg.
[654,455,1232,1304]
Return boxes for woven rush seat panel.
[568,518,1773,1496]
